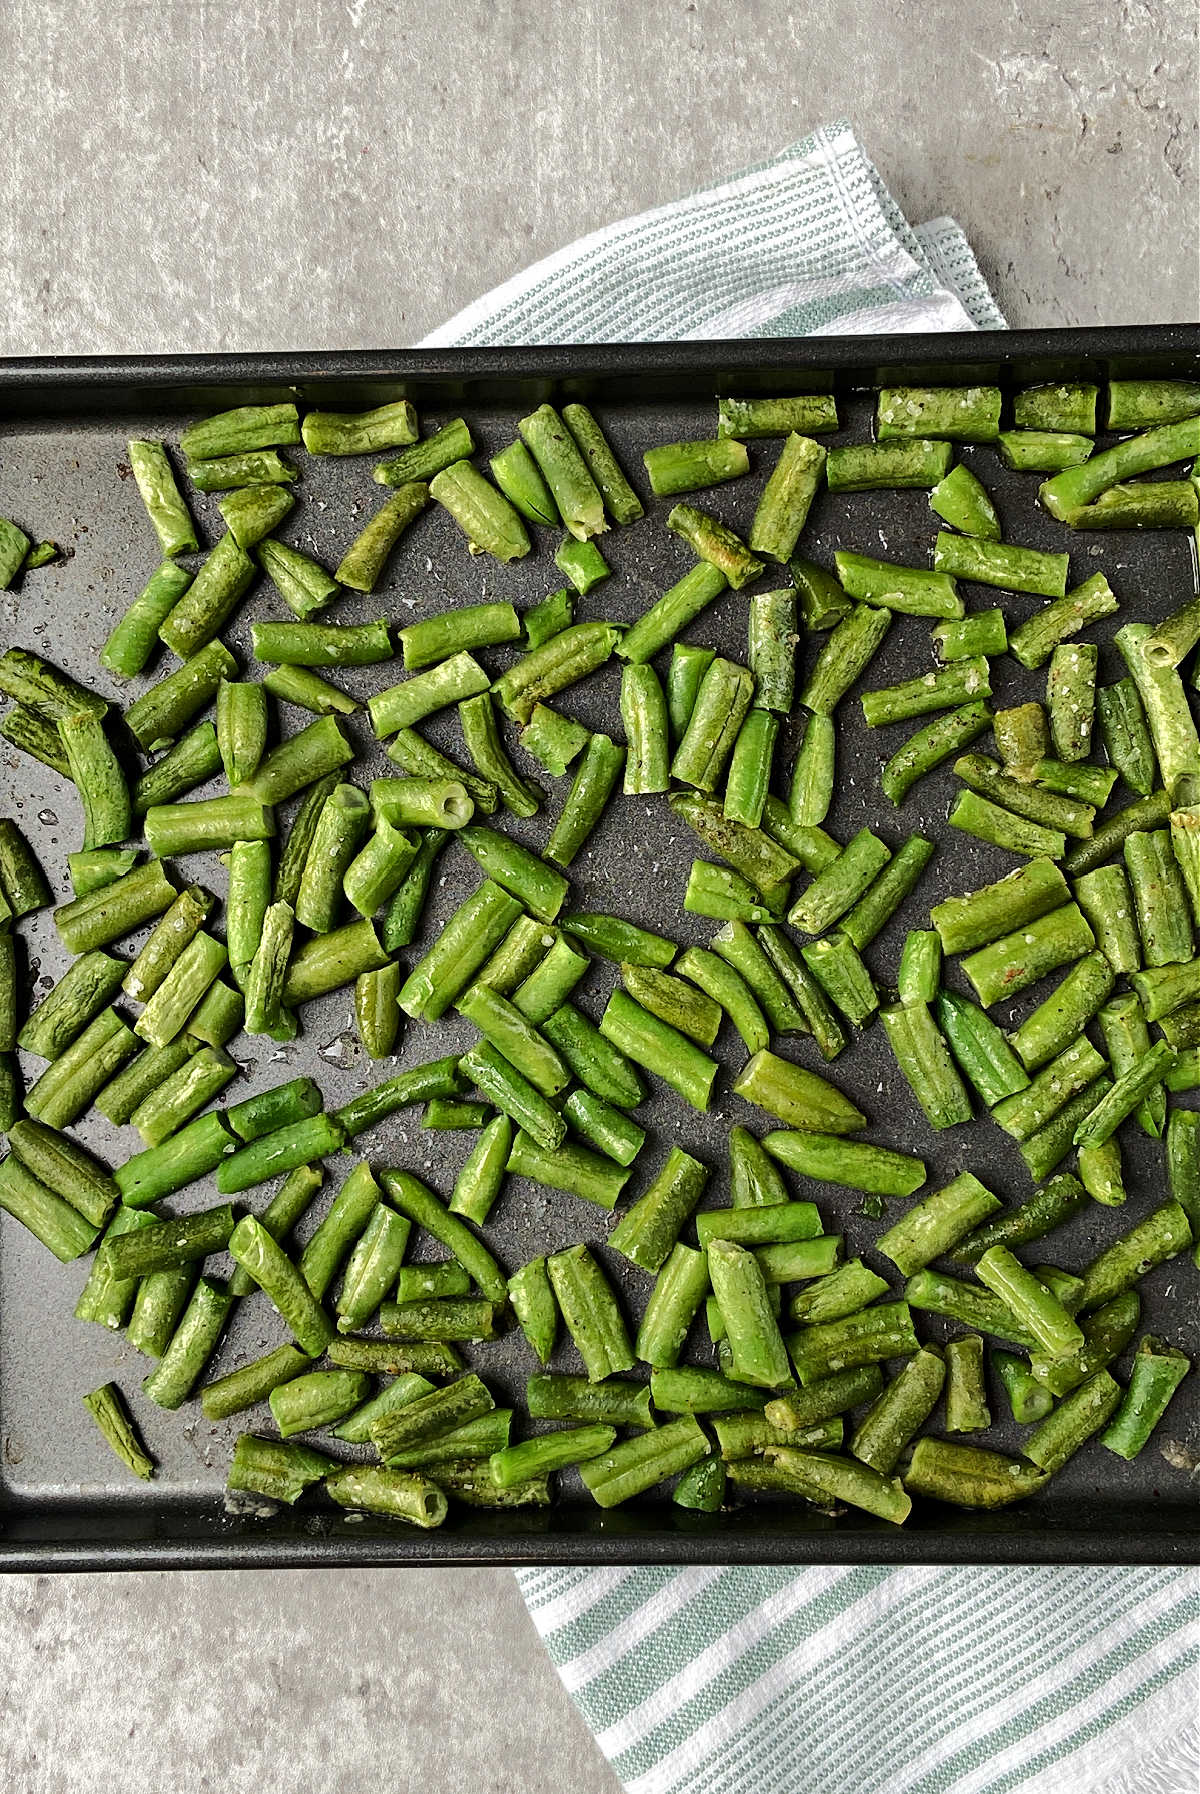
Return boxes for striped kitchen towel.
[423,119,1199,1794]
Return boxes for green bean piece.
[251,619,391,670]
[1073,867,1142,976]
[217,482,294,550]
[335,482,430,591]
[266,1368,371,1438]
[1101,1337,1190,1460]
[651,1364,768,1415]
[368,1373,496,1462]
[67,848,138,897]
[619,964,719,1052]
[224,1078,322,1146]
[325,1338,460,1381]
[990,1350,1052,1424]
[989,1037,1107,1142]
[673,1456,727,1512]
[216,1110,344,1196]
[525,1377,652,1434]
[132,722,223,817]
[489,440,559,525]
[255,537,340,620]
[684,862,779,925]
[1124,828,1194,966]
[544,1244,634,1382]
[296,398,416,456]
[1093,683,1155,804]
[560,403,644,523]
[880,700,992,807]
[1065,790,1174,879]
[97,1039,197,1134]
[782,1257,882,1323]
[763,1129,925,1199]
[715,393,836,439]
[1023,1369,1122,1473]
[475,916,554,999]
[749,434,826,562]
[554,917,670,976]
[293,1160,379,1300]
[341,817,418,917]
[0,518,29,588]
[958,901,1095,1007]
[618,563,728,665]
[523,587,574,651]
[387,727,496,812]
[381,1170,507,1305]
[458,1039,562,1152]
[674,946,767,1055]
[1166,1108,1200,1239]
[422,1098,488,1130]
[1008,572,1120,672]
[798,603,892,716]
[992,705,1047,784]
[929,462,1001,540]
[82,1382,156,1481]
[488,1425,615,1490]
[555,536,610,595]
[545,732,624,868]
[25,1008,138,1128]
[18,950,126,1060]
[519,704,592,779]
[1105,379,1200,428]
[896,931,941,1008]
[376,827,444,953]
[696,1200,821,1252]
[142,1276,234,1410]
[374,420,474,487]
[874,384,999,442]
[1009,382,1097,434]
[950,1174,1088,1266]
[599,988,716,1111]
[879,1001,973,1129]
[580,1416,710,1508]
[643,436,749,497]
[850,1348,946,1473]
[1040,414,1200,519]
[731,1049,864,1134]
[1029,1288,1139,1398]
[127,438,198,558]
[863,658,991,730]
[457,981,569,1098]
[395,879,521,1021]
[452,697,539,821]
[707,1239,792,1388]
[225,1213,334,1355]
[335,1056,464,1140]
[123,883,213,1004]
[190,449,298,492]
[180,404,300,461]
[760,1371,882,1440]
[826,438,953,490]
[127,1045,235,1146]
[973,1246,1083,1360]
[666,503,762,590]
[505,1256,557,1364]
[74,1206,157,1328]
[723,709,778,829]
[518,404,606,540]
[834,551,963,620]
[1044,644,1097,767]
[902,1270,1037,1349]
[785,716,834,832]
[350,961,400,1060]
[124,640,235,754]
[335,1204,413,1333]
[226,1434,335,1505]
[265,670,358,723]
[620,663,670,795]
[1072,1038,1175,1150]
[0,1155,98,1260]
[102,561,193,678]
[1017,1076,1110,1182]
[605,1147,708,1276]
[931,612,1008,667]
[839,834,936,953]
[788,1302,919,1390]
[998,429,1095,472]
[728,1126,790,1210]
[1165,1048,1200,1091]
[954,753,1094,840]
[930,994,1026,1109]
[505,1128,629,1213]
[201,1344,316,1422]
[380,1295,497,1345]
[428,458,532,563]
[787,828,891,935]
[1077,1199,1193,1312]
[0,645,107,719]
[155,535,254,661]
[753,927,844,1052]
[493,621,622,726]
[1098,993,1167,1136]
[633,1243,709,1369]
[904,1437,1048,1509]
[132,930,226,1049]
[1080,477,1198,527]
[1078,1136,1127,1208]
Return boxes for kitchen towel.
[423,118,1199,1794]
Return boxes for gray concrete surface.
[0,0,1195,356]
[0,3,1196,1792]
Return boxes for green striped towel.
[424,120,1199,1794]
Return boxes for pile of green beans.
[1,377,1196,1531]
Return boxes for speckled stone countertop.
[0,2,1196,1790]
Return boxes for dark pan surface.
[0,330,1198,1567]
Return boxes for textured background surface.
[0,1,1196,1791]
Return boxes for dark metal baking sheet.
[1,328,1198,1570]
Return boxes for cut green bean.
[763,1130,925,1198]
[1008,572,1120,672]
[882,998,975,1129]
[835,551,963,620]
[1101,1337,1190,1460]
[336,1205,413,1332]
[635,1243,709,1368]
[545,732,624,868]
[620,663,670,794]
[618,563,727,667]
[374,420,474,488]
[643,437,749,497]
[600,988,716,1110]
[825,439,953,491]
[880,701,993,806]
[25,1008,138,1127]
[580,1415,710,1507]
[336,482,430,591]
[507,1127,630,1210]
[904,1437,1047,1508]
[929,463,1000,540]
[850,1348,946,1473]
[519,705,591,778]
[102,561,194,677]
[959,901,1095,1007]
[133,723,223,817]
[954,753,1094,840]
[666,503,762,589]
[142,1277,233,1410]
[546,1245,634,1382]
[862,658,991,729]
[1125,828,1194,965]
[507,1256,557,1363]
[788,828,891,934]
[458,692,542,818]
[128,438,198,557]
[83,1382,156,1481]
[787,1302,919,1385]
[1040,415,1200,519]
[489,440,559,525]
[749,433,826,562]
[519,405,606,539]
[381,1170,507,1305]
[19,950,126,1060]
